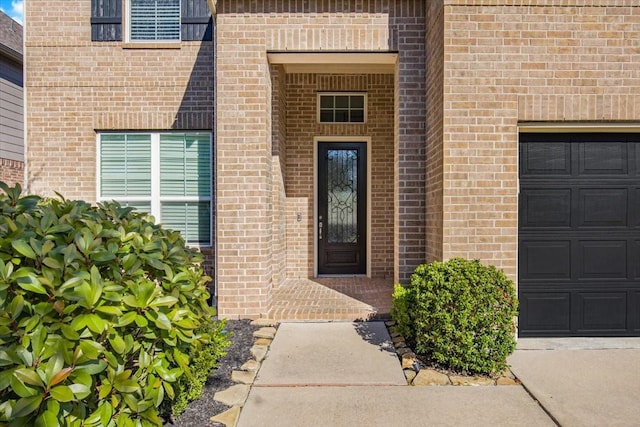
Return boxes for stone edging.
[209,319,520,426]
[210,319,279,427]
[384,320,521,386]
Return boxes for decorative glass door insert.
[318,142,366,275]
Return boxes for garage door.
[519,133,640,337]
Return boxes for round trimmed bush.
[392,258,518,375]
[0,182,229,425]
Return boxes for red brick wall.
[0,158,24,187]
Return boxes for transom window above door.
[127,0,181,42]
[318,93,367,124]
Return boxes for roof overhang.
[0,43,22,64]
[267,52,398,74]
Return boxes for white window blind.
[160,134,211,197]
[161,202,211,245]
[100,134,152,197]
[98,132,212,246]
[130,0,181,42]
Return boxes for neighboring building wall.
[0,12,23,186]
[285,74,395,280]
[25,1,215,269]
[440,0,640,280]
[0,158,23,185]
[216,0,426,318]
[425,0,444,262]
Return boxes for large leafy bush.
[0,182,228,426]
[392,258,518,375]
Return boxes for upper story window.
[91,0,213,43]
[128,0,181,42]
[318,93,367,124]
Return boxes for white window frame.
[96,131,212,247]
[124,0,182,44]
[317,92,367,124]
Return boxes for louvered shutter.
[181,0,213,41]
[91,0,122,41]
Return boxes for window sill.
[122,42,182,49]
[318,122,367,125]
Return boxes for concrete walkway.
[237,322,556,427]
[509,339,640,427]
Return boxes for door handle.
[318,216,323,240]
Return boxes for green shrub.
[392,258,518,375]
[0,182,229,426]
[167,319,230,418]
[390,284,413,341]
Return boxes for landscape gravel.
[167,319,260,427]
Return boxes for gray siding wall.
[0,57,23,162]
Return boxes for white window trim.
[96,131,213,247]
[317,92,368,124]
[123,0,182,45]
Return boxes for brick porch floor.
[268,277,394,321]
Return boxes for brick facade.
[25,1,215,272]
[215,0,426,317]
[25,0,639,319]
[25,1,214,201]
[284,74,395,280]
[426,1,445,263]
[434,0,640,282]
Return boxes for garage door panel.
[520,142,571,176]
[520,189,571,228]
[519,292,571,334]
[578,188,628,227]
[635,189,640,227]
[633,292,640,333]
[579,240,627,279]
[519,133,640,336]
[577,292,628,333]
[579,142,628,176]
[633,240,640,279]
[520,241,571,280]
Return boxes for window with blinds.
[98,132,212,246]
[129,0,181,42]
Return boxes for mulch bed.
[167,319,260,427]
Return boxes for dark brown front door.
[318,142,367,275]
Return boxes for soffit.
[267,52,398,74]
